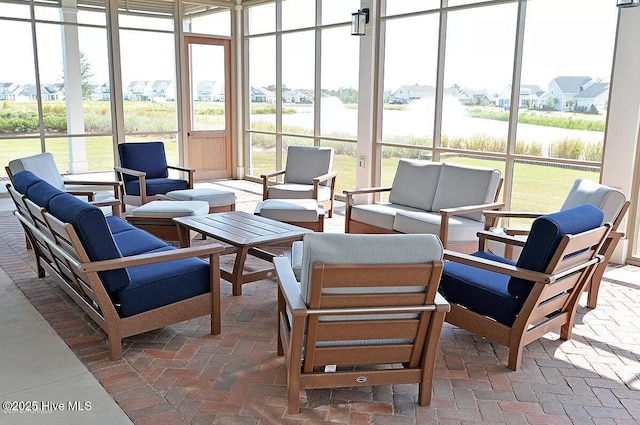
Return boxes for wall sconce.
[351,8,369,36]
[617,0,639,7]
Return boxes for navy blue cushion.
[105,216,138,235]
[509,203,604,300]
[116,257,210,317]
[12,170,42,195]
[124,178,190,196]
[112,228,171,257]
[26,179,66,209]
[48,193,130,293]
[118,142,169,183]
[440,251,522,326]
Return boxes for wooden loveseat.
[8,170,224,360]
[344,160,504,251]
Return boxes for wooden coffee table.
[173,211,312,295]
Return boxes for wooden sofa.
[8,170,224,360]
[344,160,504,251]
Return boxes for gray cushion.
[255,199,322,222]
[299,233,443,303]
[131,200,209,218]
[393,210,484,242]
[432,163,501,221]
[283,146,333,186]
[165,186,237,207]
[561,179,626,224]
[389,160,442,210]
[350,203,423,231]
[8,153,66,190]
[268,184,332,201]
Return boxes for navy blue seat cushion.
[118,142,169,183]
[48,193,130,293]
[12,170,41,195]
[124,178,190,196]
[105,216,137,235]
[509,203,604,300]
[440,204,604,326]
[440,251,522,326]
[116,257,210,317]
[105,216,172,256]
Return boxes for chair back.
[509,204,605,301]
[298,233,444,371]
[283,145,333,186]
[118,142,169,183]
[7,153,66,190]
[561,179,627,227]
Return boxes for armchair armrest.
[312,171,338,185]
[114,166,146,178]
[443,249,600,284]
[90,198,122,218]
[260,169,286,200]
[274,256,307,315]
[343,186,393,232]
[476,229,528,253]
[312,171,338,200]
[438,201,505,248]
[167,165,196,188]
[483,210,545,230]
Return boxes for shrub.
[550,138,584,159]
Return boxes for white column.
[60,0,88,173]
[234,1,245,179]
[355,0,376,195]
[602,6,640,262]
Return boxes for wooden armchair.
[115,141,195,210]
[480,179,629,308]
[261,145,338,217]
[439,204,611,370]
[274,233,449,414]
[6,152,121,216]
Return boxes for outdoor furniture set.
[5,147,629,413]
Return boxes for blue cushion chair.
[115,141,195,209]
[480,178,629,308]
[273,233,449,413]
[439,204,611,370]
[9,171,224,360]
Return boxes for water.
[253,96,604,149]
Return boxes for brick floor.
[1,209,640,424]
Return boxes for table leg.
[231,246,249,296]
[176,223,192,248]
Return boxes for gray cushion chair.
[480,178,629,308]
[6,152,121,216]
[274,232,449,413]
[261,145,338,218]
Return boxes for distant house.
[0,82,21,100]
[196,80,224,102]
[283,89,312,103]
[497,84,544,109]
[151,80,174,101]
[42,84,64,101]
[545,76,592,111]
[390,84,434,104]
[90,82,110,101]
[574,82,609,114]
[460,88,493,106]
[251,86,276,103]
[127,80,149,100]
[16,83,64,101]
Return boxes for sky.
[0,0,619,95]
